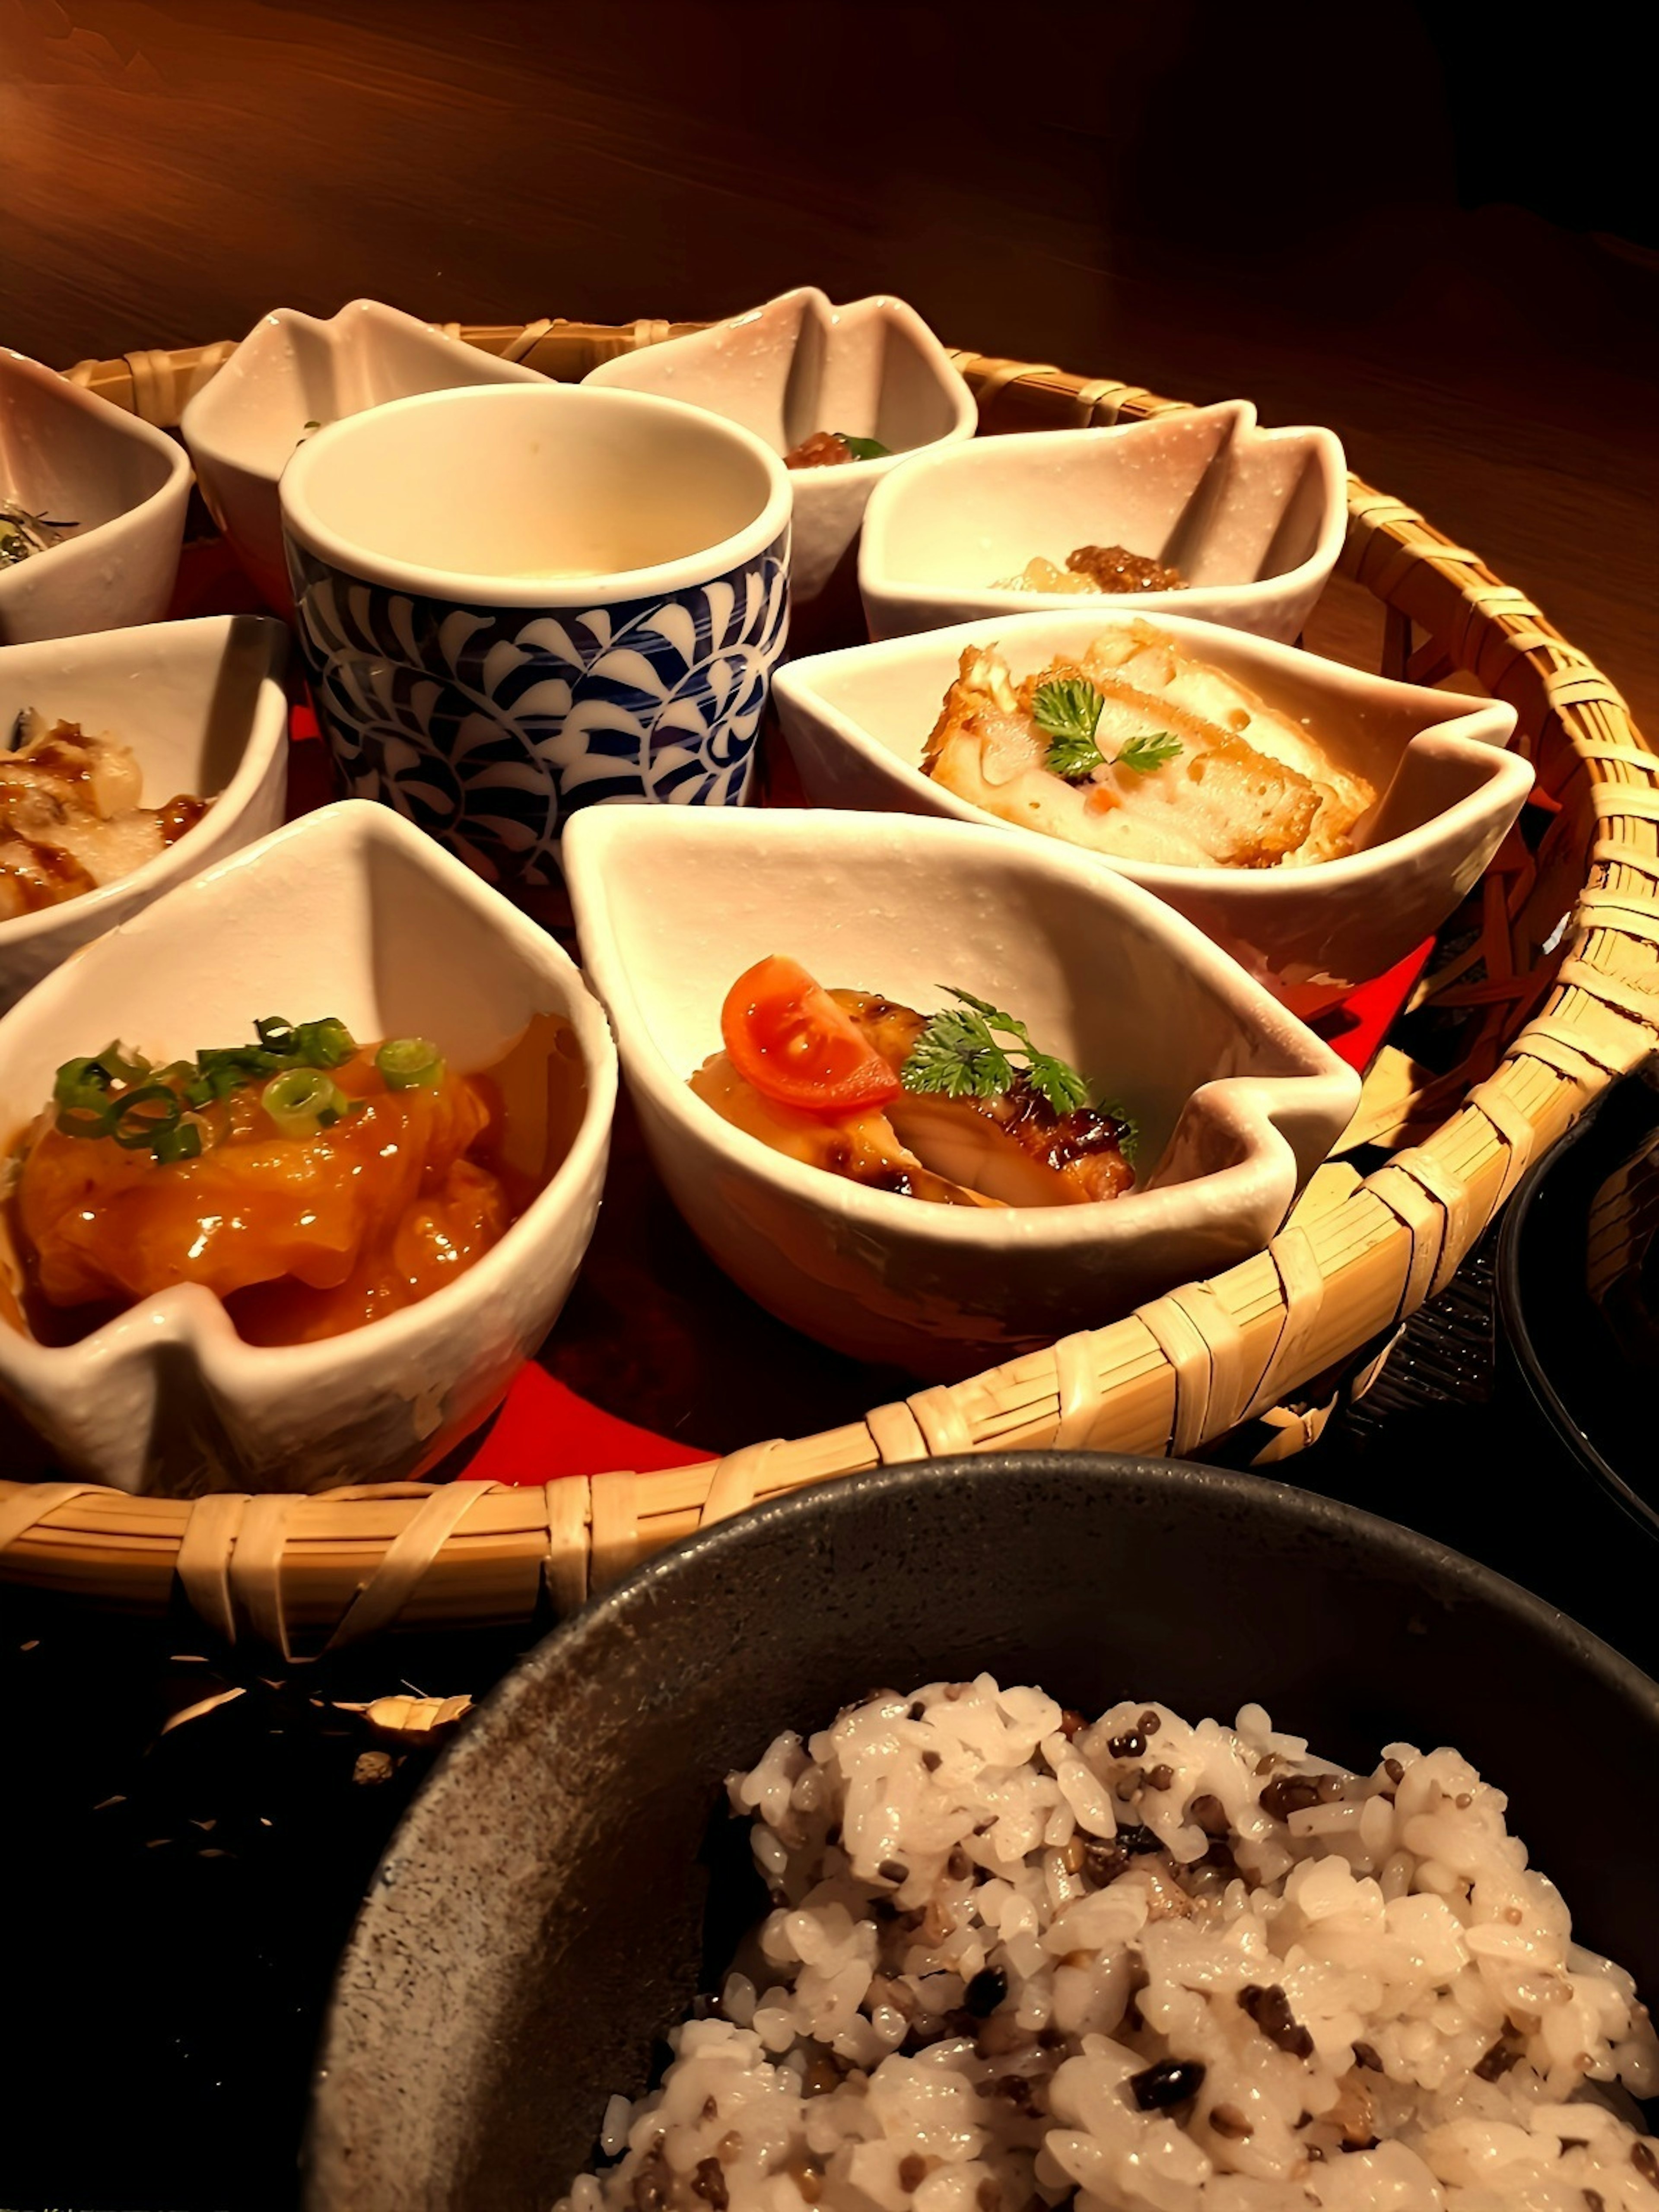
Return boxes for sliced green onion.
[86,1041,153,1089]
[254,1015,296,1055]
[111,1086,183,1151]
[53,1055,117,1116]
[293,1017,356,1069]
[151,1121,204,1166]
[375,1037,445,1093]
[54,1103,118,1142]
[262,1067,350,1137]
[196,1046,280,1100]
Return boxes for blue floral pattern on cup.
[288,537,790,887]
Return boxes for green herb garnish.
[375,1038,445,1093]
[48,1016,362,1163]
[1031,676,1183,782]
[1101,1100,1141,1165]
[0,499,75,570]
[1112,729,1184,775]
[834,432,891,461]
[899,988,1091,1117]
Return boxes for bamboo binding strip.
[1,318,1652,1654]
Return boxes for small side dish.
[0,800,617,1495]
[999,545,1187,596]
[693,957,1135,1208]
[772,609,1532,1015]
[0,348,191,646]
[922,624,1375,871]
[857,401,1346,649]
[0,713,208,919]
[558,1675,1659,2212]
[5,1014,553,1347]
[178,299,548,612]
[0,613,290,1017]
[563,803,1358,1374]
[582,288,977,617]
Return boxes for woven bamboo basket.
[1,314,1654,1660]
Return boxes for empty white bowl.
[0,349,192,646]
[0,613,291,1012]
[180,299,547,613]
[0,801,617,1494]
[563,804,1357,1378]
[582,286,976,628]
[774,609,1534,1016]
[859,400,1347,645]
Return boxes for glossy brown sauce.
[1065,544,1188,593]
[2,1012,585,1348]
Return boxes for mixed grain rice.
[556,1678,1659,2212]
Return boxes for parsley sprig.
[1030,676,1183,783]
[899,988,1091,1117]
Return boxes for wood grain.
[3,0,1655,719]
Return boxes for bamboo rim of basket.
[1,315,1654,1657]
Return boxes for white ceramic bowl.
[582,287,976,629]
[774,609,1534,1015]
[0,349,192,646]
[180,299,548,613]
[563,804,1357,1378]
[859,400,1347,646]
[280,381,792,890]
[0,613,291,1013]
[0,801,617,1494]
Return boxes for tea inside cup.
[279,383,792,891]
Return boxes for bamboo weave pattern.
[0,318,1651,1650]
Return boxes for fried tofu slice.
[922,625,1373,871]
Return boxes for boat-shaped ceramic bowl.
[582,287,976,639]
[0,613,290,1012]
[563,804,1357,1378]
[774,609,1534,1016]
[180,299,547,613]
[0,801,617,1495]
[859,400,1347,646]
[0,349,192,646]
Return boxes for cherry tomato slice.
[721,956,901,1115]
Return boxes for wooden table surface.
[5,0,1657,731]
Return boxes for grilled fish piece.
[687,1052,1001,1207]
[832,992,1134,1207]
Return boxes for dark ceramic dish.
[1498,1058,1659,1572]
[307,1452,1659,2212]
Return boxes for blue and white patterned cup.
[279,381,791,888]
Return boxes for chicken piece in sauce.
[0,715,209,921]
[10,1046,514,1346]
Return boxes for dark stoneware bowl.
[1497,1061,1659,1593]
[307,1453,1659,2212]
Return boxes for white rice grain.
[555,1681,1658,2212]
